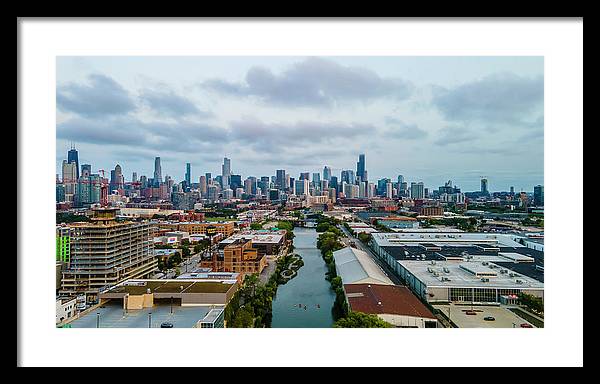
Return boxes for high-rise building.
[397,175,404,185]
[312,172,321,188]
[295,179,310,196]
[377,178,390,196]
[199,175,207,197]
[344,183,359,198]
[297,172,308,181]
[185,163,191,188]
[222,158,231,188]
[81,164,91,178]
[59,208,157,304]
[534,185,544,206]
[368,183,376,198]
[359,181,367,198]
[61,160,78,197]
[244,178,254,195]
[259,176,270,196]
[131,171,137,183]
[356,154,366,182]
[510,186,515,195]
[411,182,425,199]
[230,174,242,191]
[386,182,393,199]
[323,166,332,181]
[276,170,286,190]
[153,157,162,187]
[205,173,212,184]
[67,145,80,180]
[341,170,355,185]
[329,176,339,192]
[481,178,489,195]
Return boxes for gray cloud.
[57,115,227,154]
[139,87,210,118]
[228,117,375,149]
[202,57,413,107]
[434,126,476,146]
[384,117,428,140]
[432,72,543,128]
[57,73,136,117]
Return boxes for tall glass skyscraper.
[153,157,162,187]
[323,166,332,181]
[185,163,191,186]
[67,145,79,180]
[356,154,366,182]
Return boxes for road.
[337,223,403,285]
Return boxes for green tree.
[334,312,394,328]
[231,307,255,328]
[250,222,263,230]
[181,246,191,258]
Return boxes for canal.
[271,227,335,328]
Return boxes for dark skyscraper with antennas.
[67,144,79,180]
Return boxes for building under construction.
[59,207,158,304]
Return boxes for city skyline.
[57,147,541,194]
[56,56,543,191]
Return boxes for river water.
[270,227,335,328]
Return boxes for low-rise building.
[333,247,393,286]
[56,296,77,324]
[344,284,438,328]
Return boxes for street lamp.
[170,296,174,314]
[148,312,152,328]
[96,312,100,328]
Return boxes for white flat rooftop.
[400,260,544,290]
[372,232,525,248]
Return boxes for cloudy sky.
[56,56,543,192]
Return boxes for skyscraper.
[222,158,231,188]
[481,178,489,195]
[131,171,137,183]
[185,163,191,187]
[61,160,77,195]
[230,174,242,191]
[81,164,91,178]
[356,154,366,182]
[276,170,286,190]
[153,157,162,187]
[199,175,207,197]
[534,185,544,206]
[411,182,425,199]
[67,144,79,180]
[323,166,332,181]
[312,172,321,187]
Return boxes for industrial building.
[369,232,544,304]
[59,208,158,305]
[333,247,393,286]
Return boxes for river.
[270,227,335,328]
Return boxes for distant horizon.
[57,147,541,193]
[56,56,543,191]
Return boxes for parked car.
[465,310,477,315]
[520,323,533,328]
[483,316,495,321]
[160,322,174,328]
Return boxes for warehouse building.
[333,247,393,286]
[369,232,544,304]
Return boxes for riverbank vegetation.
[333,311,394,328]
[224,251,304,328]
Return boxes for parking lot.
[432,303,536,328]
